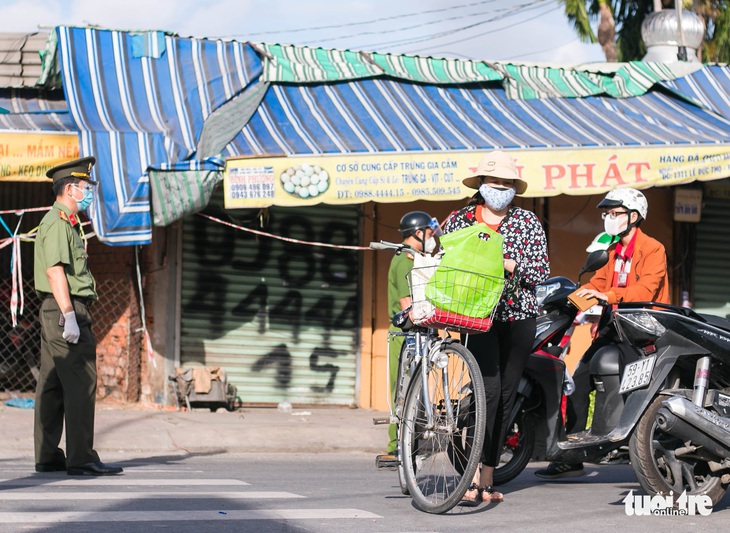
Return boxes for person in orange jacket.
[535,187,670,479]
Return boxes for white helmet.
[597,187,648,220]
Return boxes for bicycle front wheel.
[399,341,486,514]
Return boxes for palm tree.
[559,0,730,62]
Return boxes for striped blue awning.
[56,26,262,245]
[226,78,730,156]
[659,65,730,119]
[0,88,75,131]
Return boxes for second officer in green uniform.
[33,156,123,476]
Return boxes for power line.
[502,36,581,60]
[302,0,547,46]
[399,1,558,53]
[357,0,550,51]
[222,0,503,38]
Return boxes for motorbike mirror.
[578,249,609,280]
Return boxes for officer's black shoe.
[67,461,123,476]
[35,461,67,473]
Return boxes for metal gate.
[180,205,361,406]
[694,181,730,317]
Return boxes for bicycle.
[371,240,504,514]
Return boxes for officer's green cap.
[46,156,97,184]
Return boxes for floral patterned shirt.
[442,205,550,322]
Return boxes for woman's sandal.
[481,485,504,502]
[461,483,483,505]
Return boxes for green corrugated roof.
[257,42,704,100]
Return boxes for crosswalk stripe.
[0,479,249,486]
[0,491,302,500]
[0,509,382,522]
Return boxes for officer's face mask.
[72,183,95,211]
[417,230,437,254]
[423,236,437,254]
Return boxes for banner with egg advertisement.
[224,146,730,208]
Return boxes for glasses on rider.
[601,210,629,220]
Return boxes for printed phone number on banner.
[229,182,275,199]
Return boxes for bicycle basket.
[409,256,504,334]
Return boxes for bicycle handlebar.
[369,240,421,256]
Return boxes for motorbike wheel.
[493,409,535,486]
[629,395,728,506]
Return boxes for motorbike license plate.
[619,355,657,394]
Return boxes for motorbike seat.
[699,313,730,333]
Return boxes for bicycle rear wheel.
[396,338,415,496]
[399,341,486,514]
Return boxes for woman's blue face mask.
[479,183,515,211]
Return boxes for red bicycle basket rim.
[416,308,494,334]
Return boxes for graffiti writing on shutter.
[183,208,360,402]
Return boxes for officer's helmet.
[398,211,434,238]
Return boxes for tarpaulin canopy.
[658,65,730,118]
[258,43,701,100]
[52,30,730,244]
[56,26,262,244]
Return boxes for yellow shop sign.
[224,146,730,208]
[0,132,80,182]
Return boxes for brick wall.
[87,241,142,403]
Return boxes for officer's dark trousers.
[466,318,536,467]
[35,298,100,467]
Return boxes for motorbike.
[493,252,730,506]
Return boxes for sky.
[0,0,607,64]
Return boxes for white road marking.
[0,479,249,486]
[0,509,382,523]
[0,491,301,500]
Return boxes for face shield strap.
[413,228,427,252]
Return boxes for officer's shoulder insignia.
[58,211,78,226]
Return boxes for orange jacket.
[584,228,670,305]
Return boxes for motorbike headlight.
[615,311,666,346]
[536,281,561,307]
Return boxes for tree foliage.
[560,0,730,62]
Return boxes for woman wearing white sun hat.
[442,150,550,503]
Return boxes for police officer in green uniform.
[33,156,123,476]
[377,211,439,465]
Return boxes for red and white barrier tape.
[1,207,92,325]
[0,206,51,215]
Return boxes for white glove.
[62,311,80,344]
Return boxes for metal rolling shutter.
[180,205,361,406]
[694,182,730,317]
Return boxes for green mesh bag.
[425,223,505,317]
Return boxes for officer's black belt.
[41,293,94,308]
[72,297,94,308]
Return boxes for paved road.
[0,453,727,532]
